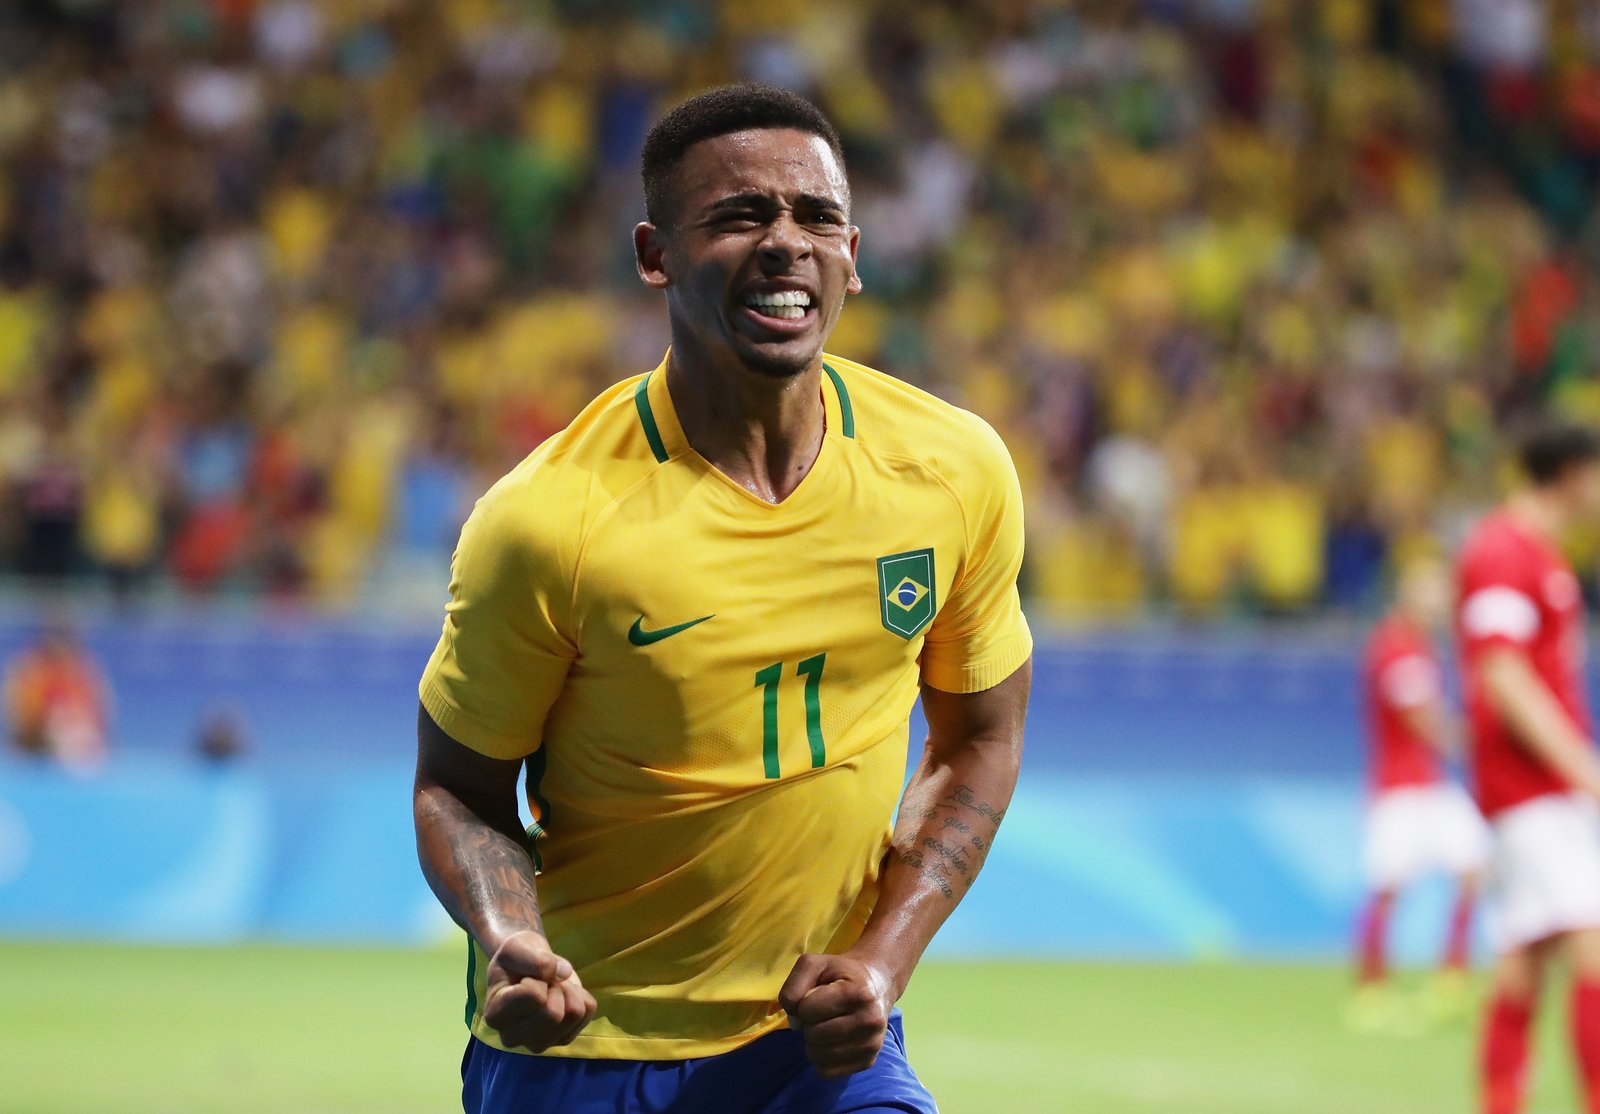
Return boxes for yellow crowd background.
[2,0,1598,617]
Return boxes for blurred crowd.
[3,0,1600,616]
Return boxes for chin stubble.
[741,348,813,379]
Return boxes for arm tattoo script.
[888,782,1010,905]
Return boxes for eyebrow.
[796,193,848,215]
[706,192,848,214]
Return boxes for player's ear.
[635,222,671,290]
[845,226,862,296]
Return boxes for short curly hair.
[1520,419,1600,487]
[641,83,846,226]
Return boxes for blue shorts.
[461,1009,937,1114]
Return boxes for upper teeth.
[747,291,811,308]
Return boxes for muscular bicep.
[415,702,526,834]
[920,656,1031,759]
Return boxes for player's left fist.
[778,952,895,1080]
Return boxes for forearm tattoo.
[889,782,1009,904]
[417,789,543,942]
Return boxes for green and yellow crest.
[878,548,936,639]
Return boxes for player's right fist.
[482,930,598,1053]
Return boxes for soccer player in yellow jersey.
[414,83,1033,1114]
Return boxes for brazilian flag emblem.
[877,548,936,639]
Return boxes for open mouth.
[741,289,814,325]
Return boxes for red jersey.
[1363,615,1445,793]
[1456,508,1593,818]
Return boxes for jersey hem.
[921,624,1033,694]
[467,1011,789,1061]
[1481,786,1577,822]
[419,678,538,760]
[1466,632,1535,656]
[1368,774,1445,798]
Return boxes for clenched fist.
[779,952,895,1080]
[482,931,598,1053]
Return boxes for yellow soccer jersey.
[419,352,1032,1060]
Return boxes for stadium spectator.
[1,618,110,773]
[196,704,248,762]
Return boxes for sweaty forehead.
[671,128,850,213]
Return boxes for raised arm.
[1478,646,1600,800]
[414,704,595,1051]
[779,658,1030,1078]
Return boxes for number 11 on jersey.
[755,653,827,779]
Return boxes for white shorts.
[1488,793,1600,953]
[1365,783,1490,890]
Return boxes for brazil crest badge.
[878,548,936,639]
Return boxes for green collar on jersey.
[634,363,855,465]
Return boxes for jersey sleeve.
[418,479,578,760]
[1459,536,1541,654]
[920,416,1033,693]
[1378,654,1440,710]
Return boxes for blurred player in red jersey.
[1456,422,1600,1114]
[1351,554,1488,1033]
[2,619,110,774]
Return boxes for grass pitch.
[0,942,1581,1112]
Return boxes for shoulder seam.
[838,376,1000,561]
[510,373,670,640]
[850,440,972,559]
[567,463,674,638]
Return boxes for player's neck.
[1508,489,1567,541]
[664,346,826,505]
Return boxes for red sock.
[1358,892,1395,984]
[1574,980,1600,1112]
[1483,993,1534,1114]
[1445,889,1476,971]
